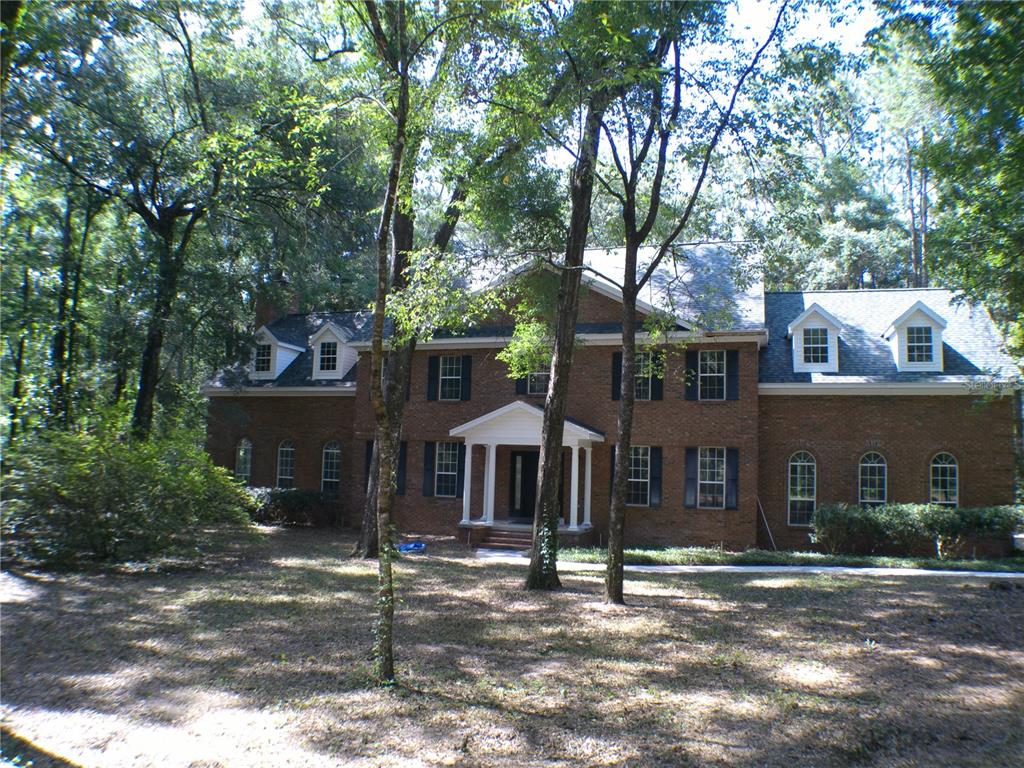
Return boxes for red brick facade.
[205,288,1019,551]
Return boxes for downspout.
[757,496,777,551]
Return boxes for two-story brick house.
[204,248,1020,551]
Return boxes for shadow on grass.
[3,528,1023,767]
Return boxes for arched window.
[276,440,295,488]
[322,441,341,497]
[788,451,816,527]
[859,452,887,507]
[930,453,958,506]
[235,439,252,484]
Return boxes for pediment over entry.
[448,400,605,447]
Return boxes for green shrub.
[813,502,1024,557]
[248,487,340,527]
[2,421,251,567]
[920,504,1024,559]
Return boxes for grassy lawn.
[2,528,1023,768]
[560,545,1024,572]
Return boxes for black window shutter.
[651,351,664,401]
[427,356,439,400]
[725,448,739,509]
[456,443,467,497]
[515,376,527,395]
[364,440,374,487]
[649,447,663,506]
[684,447,698,507]
[612,351,622,400]
[422,441,436,496]
[685,351,699,400]
[405,371,411,401]
[397,442,407,496]
[460,355,472,401]
[726,350,739,400]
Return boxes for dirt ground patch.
[3,527,1023,767]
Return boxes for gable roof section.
[761,288,1017,383]
[449,400,605,443]
[786,303,843,337]
[882,299,948,339]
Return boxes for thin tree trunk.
[919,127,929,287]
[905,134,922,288]
[7,266,30,443]
[110,264,130,405]
[526,100,606,591]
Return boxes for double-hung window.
[858,452,886,507]
[930,453,958,506]
[635,351,652,401]
[435,442,460,497]
[627,446,650,506]
[439,355,462,400]
[254,343,272,373]
[698,350,726,401]
[803,328,829,364]
[322,441,341,496]
[276,440,295,488]
[698,447,726,508]
[788,451,816,526]
[527,371,550,395]
[319,341,338,371]
[907,326,933,363]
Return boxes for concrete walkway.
[474,548,1024,579]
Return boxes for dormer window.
[319,341,338,371]
[802,328,829,364]
[883,301,946,372]
[906,326,933,363]
[254,344,272,373]
[788,303,841,373]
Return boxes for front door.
[509,450,539,521]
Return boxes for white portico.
[449,400,604,530]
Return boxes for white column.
[584,445,592,527]
[569,444,580,529]
[462,442,473,524]
[485,442,497,523]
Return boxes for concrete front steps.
[480,528,534,550]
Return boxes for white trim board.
[203,386,356,397]
[758,381,1001,396]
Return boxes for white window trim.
[251,340,275,379]
[801,327,830,366]
[788,451,816,527]
[697,446,726,509]
[930,452,959,507]
[435,442,459,497]
[626,445,651,507]
[527,371,549,396]
[858,452,887,507]
[439,355,463,401]
[311,326,351,380]
[698,350,726,401]
[635,351,653,401]
[318,340,338,372]
[276,440,295,488]
[321,441,341,493]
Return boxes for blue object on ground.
[398,541,426,554]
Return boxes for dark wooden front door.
[509,450,539,520]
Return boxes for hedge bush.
[812,502,1024,558]
[247,487,340,527]
[2,422,251,567]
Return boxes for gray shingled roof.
[760,288,1017,383]
[264,311,370,347]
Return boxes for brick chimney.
[254,270,300,329]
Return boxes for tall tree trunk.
[606,267,638,604]
[49,186,74,427]
[131,234,180,438]
[905,134,923,288]
[919,127,929,287]
[526,100,606,591]
[110,264,130,405]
